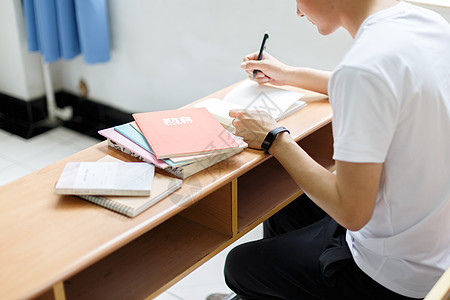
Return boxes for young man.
[210,0,450,299]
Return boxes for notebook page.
[223,80,305,119]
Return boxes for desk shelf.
[63,215,230,300]
[298,123,335,171]
[237,158,301,232]
[237,123,334,233]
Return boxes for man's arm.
[241,52,331,95]
[270,132,382,231]
[284,67,332,96]
[229,109,382,231]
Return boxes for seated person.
[209,0,450,299]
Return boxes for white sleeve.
[329,66,399,163]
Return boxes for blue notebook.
[114,124,192,167]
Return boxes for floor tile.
[0,163,35,186]
[0,129,12,139]
[43,127,85,144]
[170,283,232,300]
[171,255,228,290]
[0,133,60,162]
[25,143,88,170]
[0,156,15,170]
[0,127,98,176]
[154,291,184,300]
[66,134,101,151]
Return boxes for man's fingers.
[229,109,246,118]
[244,69,253,76]
[254,77,270,84]
[241,60,265,71]
[255,72,265,78]
[243,52,260,62]
[249,73,270,83]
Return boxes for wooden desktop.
[0,82,333,300]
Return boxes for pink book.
[133,107,239,159]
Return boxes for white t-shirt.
[329,2,450,298]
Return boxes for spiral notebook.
[75,156,183,217]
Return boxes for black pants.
[224,194,421,300]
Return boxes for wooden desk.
[0,83,332,300]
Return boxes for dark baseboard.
[0,93,55,138]
[55,92,133,140]
[0,91,133,140]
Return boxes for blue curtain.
[23,0,111,64]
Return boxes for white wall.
[55,0,352,113]
[0,0,44,100]
[1,0,449,111]
[422,4,450,18]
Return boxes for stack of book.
[99,107,247,179]
[99,80,306,179]
[55,155,183,217]
[54,81,305,217]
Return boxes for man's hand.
[241,52,331,95]
[229,109,280,150]
[241,52,293,86]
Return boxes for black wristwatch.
[261,126,290,154]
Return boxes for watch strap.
[261,126,290,154]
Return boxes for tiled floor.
[0,127,101,185]
[0,126,263,300]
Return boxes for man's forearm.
[284,67,331,95]
[269,133,342,221]
[269,132,380,231]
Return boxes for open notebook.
[194,80,306,130]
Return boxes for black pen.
[252,32,269,80]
